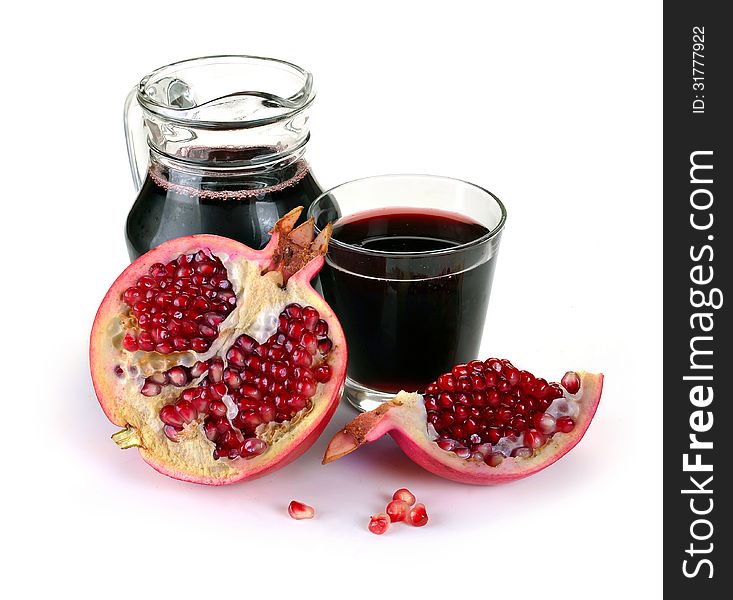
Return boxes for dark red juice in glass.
[319,207,496,393]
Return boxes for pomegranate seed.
[561,371,580,394]
[454,405,469,422]
[287,320,305,340]
[242,437,267,456]
[368,513,390,535]
[314,365,332,383]
[485,358,502,373]
[224,369,242,389]
[436,438,458,451]
[392,488,416,506]
[291,347,312,368]
[267,345,287,361]
[511,447,533,458]
[236,334,258,353]
[175,400,197,423]
[190,361,208,377]
[160,405,184,427]
[147,371,168,385]
[314,319,329,336]
[524,429,546,449]
[203,420,218,441]
[271,363,290,382]
[437,374,456,391]
[468,359,484,372]
[244,355,261,371]
[408,503,429,527]
[227,347,246,367]
[556,416,576,433]
[485,452,504,467]
[533,412,556,434]
[166,366,189,387]
[386,500,410,522]
[300,331,318,353]
[424,396,439,410]
[198,324,217,338]
[190,338,208,352]
[140,381,161,396]
[259,404,276,423]
[295,377,317,398]
[288,500,315,520]
[286,394,307,412]
[210,401,227,417]
[122,333,139,352]
[453,446,471,459]
[163,424,181,442]
[285,303,303,319]
[302,306,320,330]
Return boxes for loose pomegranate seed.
[408,503,429,527]
[288,500,315,520]
[393,487,417,506]
[386,500,410,522]
[368,513,390,535]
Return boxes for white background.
[2,1,661,598]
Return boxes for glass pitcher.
[124,55,323,260]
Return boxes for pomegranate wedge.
[324,359,602,485]
[90,207,347,485]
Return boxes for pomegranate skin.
[90,209,347,485]
[324,371,603,485]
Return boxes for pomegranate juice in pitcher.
[126,147,323,258]
[124,56,322,260]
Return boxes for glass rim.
[309,174,507,258]
[136,55,315,130]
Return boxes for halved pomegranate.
[324,359,602,485]
[90,208,346,485]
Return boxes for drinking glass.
[308,174,507,411]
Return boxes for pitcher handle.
[123,86,147,192]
